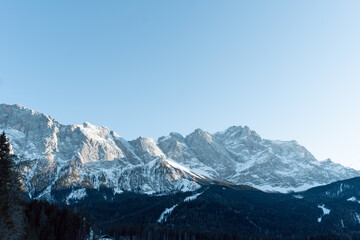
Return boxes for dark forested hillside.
[53,178,360,240]
[24,200,92,240]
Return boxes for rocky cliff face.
[159,125,359,192]
[0,104,358,199]
[0,104,200,198]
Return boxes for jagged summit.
[158,132,184,143]
[0,103,358,200]
[215,125,262,141]
[186,128,214,144]
[129,137,166,163]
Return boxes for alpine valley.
[2,103,360,239]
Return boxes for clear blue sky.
[1,1,360,169]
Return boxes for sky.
[0,1,360,169]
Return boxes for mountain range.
[0,103,358,200]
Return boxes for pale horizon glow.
[0,1,360,169]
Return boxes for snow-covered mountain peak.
[321,158,332,163]
[0,103,359,197]
[0,103,29,112]
[158,132,185,145]
[77,121,113,141]
[186,128,213,144]
[170,132,183,137]
[0,104,57,130]
[129,137,166,163]
[169,132,185,141]
[0,103,53,120]
[82,121,94,128]
[214,125,262,142]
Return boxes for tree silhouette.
[0,131,14,227]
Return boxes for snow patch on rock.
[355,213,360,224]
[348,197,360,204]
[157,204,178,223]
[184,192,203,202]
[293,195,304,199]
[317,204,330,223]
[66,188,87,205]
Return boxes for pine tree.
[0,131,14,225]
